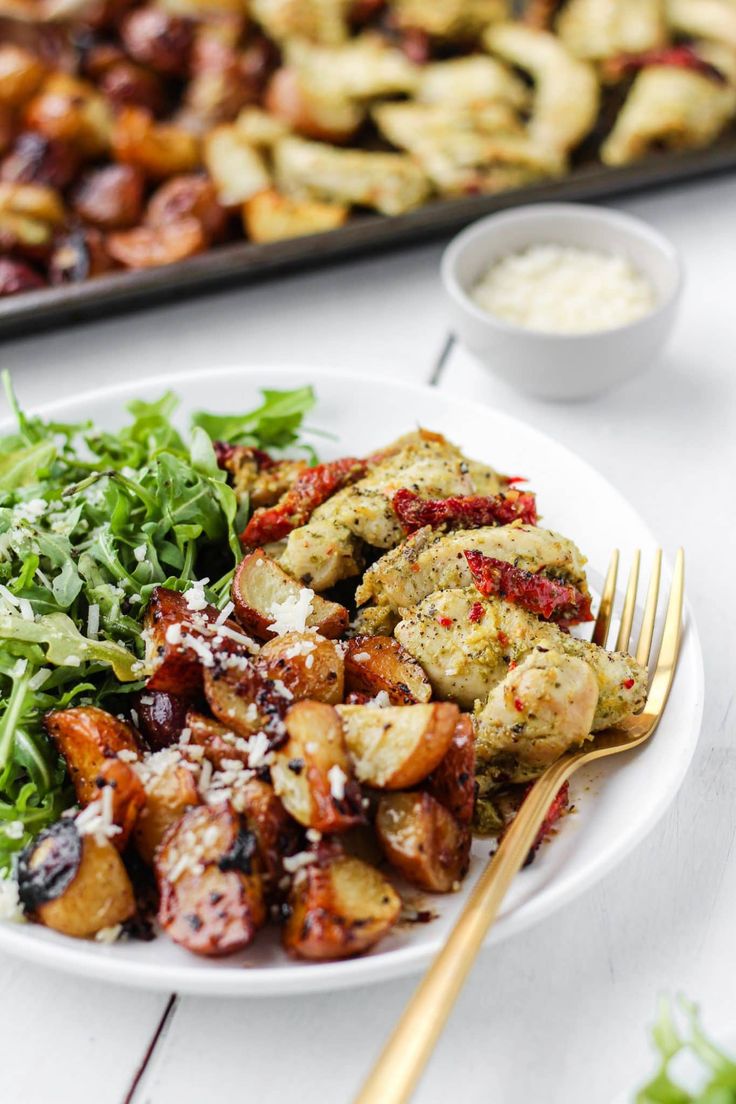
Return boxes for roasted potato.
[236,777,300,882]
[0,257,45,295]
[0,45,46,108]
[1,132,79,190]
[425,714,476,826]
[133,755,200,864]
[336,702,459,789]
[283,852,401,960]
[49,228,116,284]
[203,661,286,741]
[146,174,227,242]
[100,60,167,114]
[17,820,136,938]
[157,803,265,955]
[135,688,196,751]
[112,106,200,179]
[202,123,270,206]
[95,758,147,850]
[259,631,345,704]
[0,181,66,252]
[243,187,348,243]
[344,635,432,705]
[232,550,348,641]
[186,709,250,768]
[72,164,145,230]
[25,75,113,158]
[264,67,363,142]
[271,701,364,832]
[120,7,195,77]
[45,705,139,806]
[106,217,206,268]
[376,791,471,893]
[143,585,246,693]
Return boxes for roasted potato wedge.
[259,631,345,704]
[17,820,136,938]
[95,758,147,851]
[344,635,432,705]
[203,124,270,206]
[232,550,348,641]
[45,705,140,806]
[49,228,115,284]
[133,755,200,865]
[112,106,200,179]
[120,7,194,77]
[135,688,196,751]
[283,852,401,961]
[2,132,79,190]
[72,163,145,230]
[376,791,471,893]
[203,661,286,741]
[186,709,250,768]
[146,174,227,242]
[143,585,248,693]
[425,714,477,826]
[336,702,459,789]
[0,45,46,108]
[25,75,113,158]
[271,701,364,832]
[106,217,206,268]
[157,803,265,955]
[243,186,348,243]
[236,777,300,882]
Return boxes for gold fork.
[355,548,684,1104]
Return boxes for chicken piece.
[274,136,430,217]
[600,62,736,165]
[393,0,509,41]
[667,0,736,50]
[275,432,498,590]
[374,101,561,195]
[356,523,589,621]
[556,0,666,61]
[283,34,420,101]
[251,0,350,43]
[394,588,647,728]
[485,22,600,155]
[474,647,599,782]
[416,56,528,109]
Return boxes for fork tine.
[615,550,641,653]
[592,549,619,647]
[635,549,662,667]
[643,549,684,715]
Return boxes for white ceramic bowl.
[441,202,683,400]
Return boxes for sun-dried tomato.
[607,45,726,83]
[213,442,274,472]
[392,488,537,534]
[241,456,368,545]
[464,551,593,625]
[468,602,485,623]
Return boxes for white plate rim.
[0,365,704,997]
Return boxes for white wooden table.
[2,173,734,1104]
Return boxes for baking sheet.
[2,141,735,340]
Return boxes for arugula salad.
[637,999,736,1104]
[0,374,316,874]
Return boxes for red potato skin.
[186,710,251,768]
[237,778,300,883]
[49,229,116,285]
[376,791,471,893]
[425,715,477,826]
[231,550,349,641]
[344,635,431,705]
[95,757,146,850]
[135,688,198,751]
[44,705,140,806]
[1,132,79,189]
[146,174,227,242]
[0,257,45,295]
[72,163,145,230]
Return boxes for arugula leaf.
[191,385,316,450]
[0,372,318,871]
[637,1000,736,1104]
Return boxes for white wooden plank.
[2,241,448,405]
[0,952,170,1104]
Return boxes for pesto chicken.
[274,431,505,590]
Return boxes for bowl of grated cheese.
[442,203,683,400]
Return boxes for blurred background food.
[1,0,736,298]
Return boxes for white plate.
[0,366,704,997]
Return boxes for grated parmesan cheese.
[283,851,317,874]
[268,589,315,636]
[0,877,25,923]
[472,244,656,334]
[95,923,123,943]
[327,764,347,801]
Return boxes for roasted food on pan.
[3,414,649,966]
[2,0,734,298]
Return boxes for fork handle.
[354,759,573,1104]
